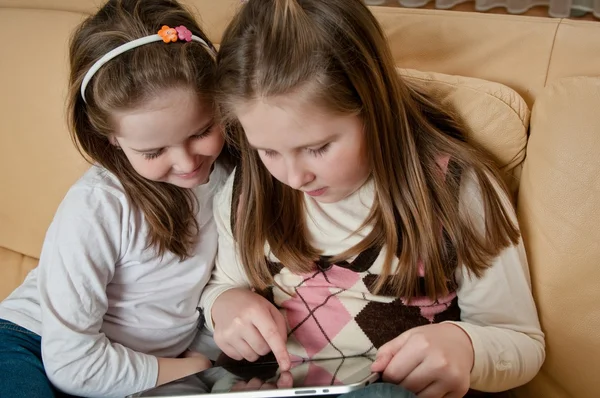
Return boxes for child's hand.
[371,323,474,398]
[212,288,291,371]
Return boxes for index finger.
[253,305,290,371]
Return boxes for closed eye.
[262,149,279,158]
[307,143,330,157]
[143,148,165,160]
[190,123,214,140]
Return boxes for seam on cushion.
[543,18,562,87]
[403,75,529,131]
[372,6,559,24]
[16,252,26,287]
[502,146,527,171]
[19,254,33,282]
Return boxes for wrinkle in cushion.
[400,68,529,196]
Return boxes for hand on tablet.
[212,288,291,371]
[371,323,473,398]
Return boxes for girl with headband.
[0,0,234,396]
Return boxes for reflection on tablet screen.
[131,355,376,396]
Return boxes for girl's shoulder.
[211,166,237,218]
[216,164,238,195]
[208,166,242,239]
[70,164,128,198]
[42,166,132,254]
[55,165,131,222]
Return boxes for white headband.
[80,25,215,103]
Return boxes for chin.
[314,190,355,204]
[175,174,210,189]
[172,179,204,189]
[312,195,339,204]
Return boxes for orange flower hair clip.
[80,24,215,103]
[158,25,194,43]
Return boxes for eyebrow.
[248,135,335,152]
[129,119,214,153]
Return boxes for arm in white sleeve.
[38,185,158,398]
[200,170,252,332]
[446,169,545,392]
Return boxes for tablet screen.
[131,355,377,396]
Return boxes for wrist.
[191,355,212,372]
[444,322,475,372]
[180,356,211,376]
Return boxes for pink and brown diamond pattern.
[270,248,461,361]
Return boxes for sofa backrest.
[0,8,89,259]
[1,0,554,260]
[3,0,600,105]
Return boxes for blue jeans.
[0,319,73,398]
[342,383,416,397]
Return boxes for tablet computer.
[129,355,379,397]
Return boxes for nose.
[286,159,314,190]
[172,146,199,174]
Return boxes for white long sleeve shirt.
[200,167,545,393]
[0,164,227,397]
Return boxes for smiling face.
[235,94,370,203]
[111,87,224,189]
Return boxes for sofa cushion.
[0,247,38,301]
[400,68,529,196]
[516,77,600,398]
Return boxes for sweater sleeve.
[38,184,158,398]
[445,170,545,392]
[200,169,252,332]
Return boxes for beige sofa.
[1,1,599,397]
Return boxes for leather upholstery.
[1,1,598,396]
[517,77,600,398]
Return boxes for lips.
[305,187,327,197]
[175,163,202,179]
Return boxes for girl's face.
[235,94,370,203]
[111,87,224,189]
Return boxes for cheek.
[192,133,225,157]
[123,152,170,181]
[259,155,286,182]
[325,144,368,182]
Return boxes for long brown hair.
[216,0,519,299]
[68,0,225,259]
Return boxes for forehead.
[111,88,212,146]
[235,96,354,148]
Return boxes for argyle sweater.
[201,164,545,392]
